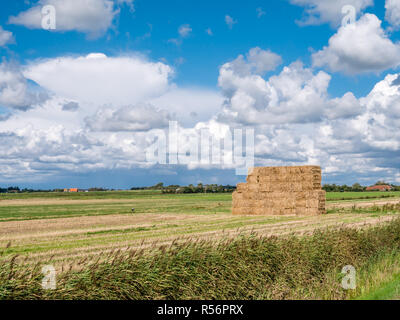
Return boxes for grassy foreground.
[2,218,400,300]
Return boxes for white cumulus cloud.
[385,0,400,29]
[85,103,171,132]
[227,47,283,77]
[225,15,237,29]
[218,49,362,125]
[1,48,400,184]
[8,0,126,38]
[0,63,47,110]
[290,0,373,27]
[23,53,173,106]
[312,14,400,74]
[178,24,192,38]
[0,26,13,46]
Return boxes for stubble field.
[1,191,400,265]
[1,190,400,300]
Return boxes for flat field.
[1,190,400,266]
[2,190,400,300]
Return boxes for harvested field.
[1,191,400,268]
[329,199,400,209]
[1,191,400,300]
[3,217,400,300]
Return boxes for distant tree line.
[130,183,236,194]
[0,187,51,193]
[87,187,109,192]
[0,187,109,193]
[322,183,365,192]
[2,181,400,194]
[130,182,165,191]
[323,182,400,192]
[163,183,236,194]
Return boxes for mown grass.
[0,198,231,222]
[0,190,162,200]
[2,211,389,258]
[329,202,400,216]
[0,203,134,221]
[326,191,400,202]
[1,191,400,222]
[2,218,400,300]
[0,215,295,256]
[86,226,156,236]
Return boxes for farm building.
[64,188,79,193]
[366,185,393,191]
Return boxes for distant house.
[366,185,393,192]
[64,188,79,193]
[175,188,183,194]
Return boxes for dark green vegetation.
[323,182,400,192]
[358,272,400,300]
[2,218,400,300]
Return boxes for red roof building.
[366,185,393,191]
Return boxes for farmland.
[1,190,400,299]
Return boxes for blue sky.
[0,0,400,188]
[2,0,392,95]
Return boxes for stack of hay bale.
[232,166,326,216]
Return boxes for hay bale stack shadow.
[232,166,326,216]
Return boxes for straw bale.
[232,166,326,216]
[236,183,247,193]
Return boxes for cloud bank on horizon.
[0,0,399,187]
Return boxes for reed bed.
[1,217,400,300]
